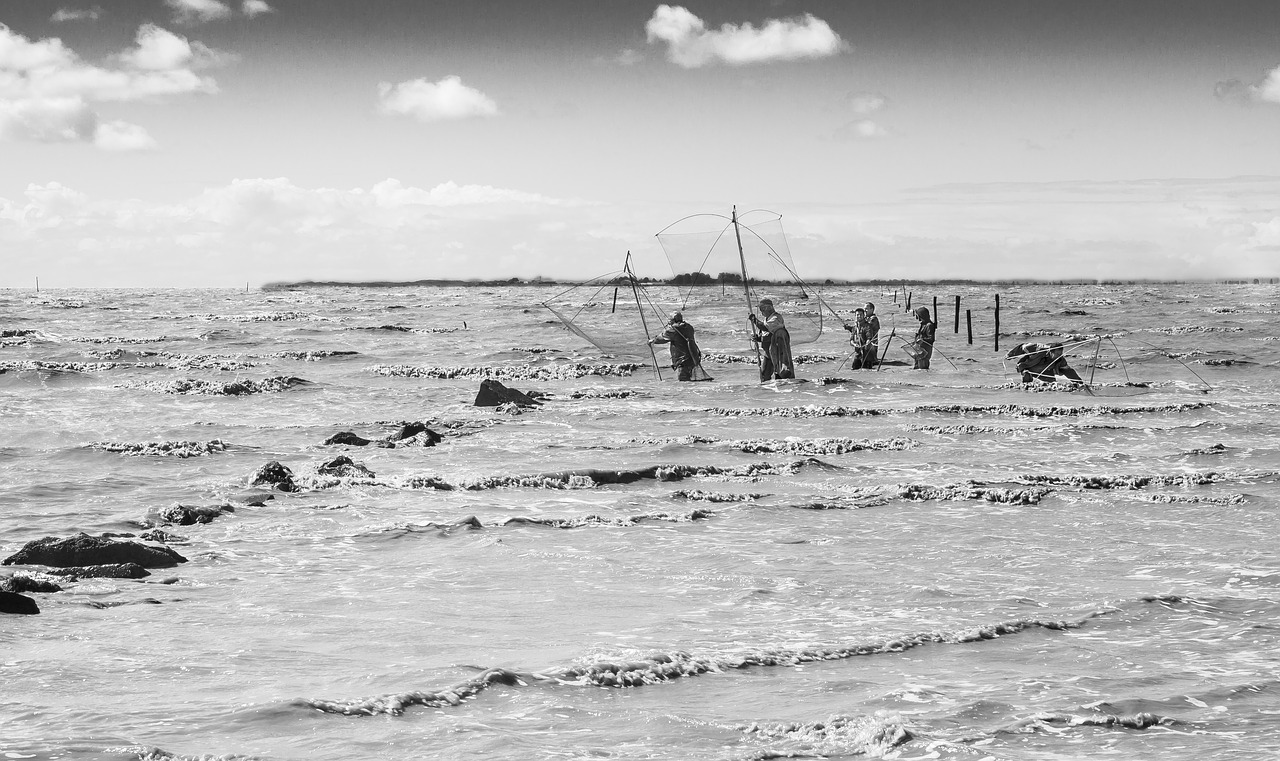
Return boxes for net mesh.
[541,268,672,359]
[654,210,825,351]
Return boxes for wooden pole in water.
[954,295,960,333]
[966,309,973,345]
[625,252,662,381]
[994,293,1001,352]
[906,291,912,312]
[732,206,763,372]
[35,276,39,292]
[611,287,618,314]
[932,295,937,323]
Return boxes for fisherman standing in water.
[649,311,704,381]
[749,298,794,381]
[908,306,936,369]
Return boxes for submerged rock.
[47,563,151,579]
[1,575,63,594]
[324,431,373,446]
[2,534,186,569]
[318,455,376,479]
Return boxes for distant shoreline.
[261,277,1280,290]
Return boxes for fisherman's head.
[864,302,875,314]
[670,311,684,324]
[758,298,775,315]
[914,306,931,322]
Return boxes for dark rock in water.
[2,534,186,569]
[140,529,184,544]
[47,563,151,579]
[0,591,39,614]
[1,329,37,338]
[231,490,275,507]
[158,503,233,525]
[1,575,63,594]
[474,379,542,408]
[359,325,412,332]
[318,455,376,479]
[382,421,443,446]
[324,431,373,446]
[88,598,162,608]
[250,460,298,492]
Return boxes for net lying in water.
[654,210,829,352]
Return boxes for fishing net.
[654,210,828,352]
[541,264,672,360]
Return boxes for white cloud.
[0,23,223,150]
[376,76,499,122]
[644,4,845,68]
[94,120,157,151]
[241,0,274,18]
[834,119,887,140]
[165,0,233,24]
[1253,64,1280,104]
[847,92,886,114]
[0,96,95,142]
[615,49,644,66]
[51,7,103,23]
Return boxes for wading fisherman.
[749,298,794,381]
[650,311,704,381]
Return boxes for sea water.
[0,283,1277,761]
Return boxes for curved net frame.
[654,210,833,352]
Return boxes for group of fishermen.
[650,297,1082,385]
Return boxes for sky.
[2,0,1279,287]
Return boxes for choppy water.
[1,283,1278,761]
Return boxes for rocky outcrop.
[2,534,186,569]
[1,575,62,594]
[324,431,373,446]
[0,591,39,614]
[249,461,298,492]
[46,563,151,579]
[324,423,441,448]
[317,456,376,479]
[158,503,234,525]
[474,379,542,408]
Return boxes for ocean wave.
[88,440,229,457]
[1148,325,1245,335]
[671,490,766,502]
[368,363,642,380]
[740,713,914,758]
[897,483,1053,504]
[187,311,331,322]
[73,335,172,344]
[1146,493,1246,504]
[1021,470,1273,490]
[112,745,265,761]
[297,613,1104,716]
[119,376,311,395]
[269,350,360,361]
[713,402,1211,419]
[0,360,125,373]
[728,437,917,455]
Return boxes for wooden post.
[611,287,618,314]
[932,295,937,323]
[966,309,973,345]
[994,294,1001,352]
[906,291,912,312]
[954,295,960,333]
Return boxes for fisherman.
[844,308,872,369]
[863,303,880,367]
[1006,342,1083,384]
[908,306,936,369]
[749,298,795,381]
[649,311,702,381]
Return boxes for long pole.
[625,252,663,381]
[732,206,762,369]
[954,295,960,333]
[994,293,1001,352]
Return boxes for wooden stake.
[966,309,973,345]
[954,295,960,333]
[994,294,1001,352]
[932,295,937,324]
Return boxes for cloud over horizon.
[1215,63,1280,105]
[645,4,845,68]
[376,76,499,122]
[0,23,226,150]
[2,176,1276,288]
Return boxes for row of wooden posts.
[891,287,1001,352]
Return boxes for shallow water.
[1,283,1278,761]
